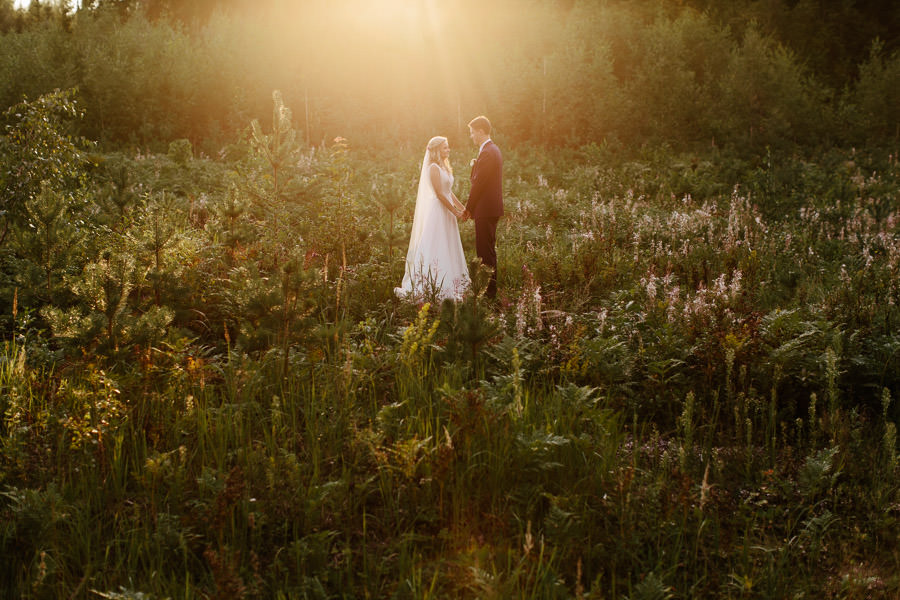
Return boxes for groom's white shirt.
[478,139,492,155]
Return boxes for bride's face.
[439,141,450,161]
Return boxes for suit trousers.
[474,217,499,298]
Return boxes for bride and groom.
[394,115,503,302]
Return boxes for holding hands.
[451,199,470,221]
[449,192,469,221]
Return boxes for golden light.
[350,0,430,30]
[251,0,495,143]
[336,0,446,48]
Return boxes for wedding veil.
[404,141,441,266]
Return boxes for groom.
[463,115,503,299]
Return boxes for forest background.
[1,0,899,153]
[2,0,900,598]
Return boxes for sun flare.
[337,0,446,47]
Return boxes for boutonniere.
[470,158,477,168]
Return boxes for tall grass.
[2,141,900,598]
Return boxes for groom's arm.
[465,191,478,217]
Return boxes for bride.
[395,136,470,301]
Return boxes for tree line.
[0,0,898,153]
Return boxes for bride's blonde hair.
[426,136,452,174]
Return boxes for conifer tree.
[210,184,253,268]
[247,89,303,268]
[374,177,406,261]
[205,91,321,358]
[131,191,181,307]
[0,0,19,33]
[42,228,175,354]
[14,181,84,304]
[439,258,501,374]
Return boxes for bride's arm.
[429,164,464,216]
[450,192,466,214]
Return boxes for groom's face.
[469,126,484,147]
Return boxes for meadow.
[0,87,899,599]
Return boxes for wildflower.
[730,269,743,301]
[642,275,658,302]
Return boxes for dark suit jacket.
[467,140,503,219]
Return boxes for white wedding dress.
[395,160,469,301]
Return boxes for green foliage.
[0,89,91,238]
[0,90,95,346]
[14,181,85,301]
[2,86,900,598]
[846,39,900,143]
[167,138,192,165]
[437,259,503,370]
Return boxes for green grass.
[2,139,900,598]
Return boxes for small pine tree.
[94,157,140,232]
[439,258,501,374]
[14,181,84,303]
[247,90,303,267]
[210,185,254,268]
[131,191,182,307]
[373,178,407,261]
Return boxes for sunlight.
[349,0,442,35]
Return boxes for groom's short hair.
[468,115,491,135]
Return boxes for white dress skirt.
[395,165,469,301]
